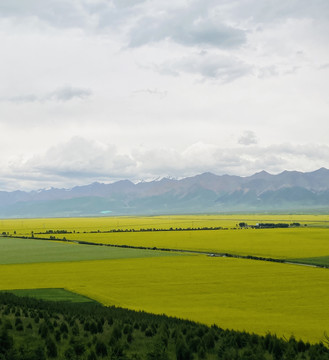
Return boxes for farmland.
[0,214,328,344]
[47,227,329,261]
[1,214,329,234]
[0,237,176,265]
[0,255,328,343]
[14,214,328,262]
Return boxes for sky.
[0,0,329,191]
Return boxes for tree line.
[0,292,328,360]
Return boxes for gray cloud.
[238,131,258,146]
[0,0,90,28]
[132,88,168,98]
[0,0,326,87]
[1,86,92,103]
[229,0,329,23]
[49,86,92,101]
[6,94,39,103]
[319,63,329,70]
[0,1,328,190]
[0,1,247,49]
[0,0,327,40]
[157,51,252,82]
[0,0,142,31]
[126,0,328,50]
[129,13,246,48]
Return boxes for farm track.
[9,235,329,269]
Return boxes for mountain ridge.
[1,168,329,217]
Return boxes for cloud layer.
[2,137,329,190]
[0,0,328,190]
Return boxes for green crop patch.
[289,256,329,267]
[0,237,177,265]
[1,288,96,303]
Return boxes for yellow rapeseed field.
[4,214,327,259]
[1,215,329,343]
[0,255,328,343]
[55,227,329,259]
[1,214,329,235]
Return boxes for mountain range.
[1,168,329,218]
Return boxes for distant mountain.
[1,168,329,217]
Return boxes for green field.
[0,237,176,264]
[290,256,329,267]
[1,288,96,303]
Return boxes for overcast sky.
[0,0,329,190]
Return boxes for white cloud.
[25,137,136,177]
[2,138,329,190]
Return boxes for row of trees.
[238,222,301,229]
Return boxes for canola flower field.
[54,227,329,260]
[1,213,329,234]
[0,214,328,343]
[17,214,329,261]
[0,255,328,343]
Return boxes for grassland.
[0,237,176,264]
